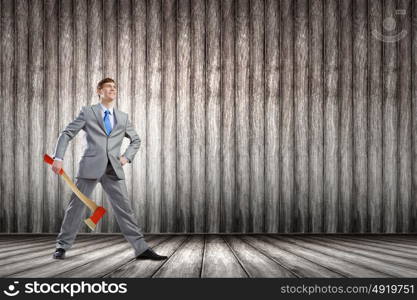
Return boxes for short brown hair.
[97,77,116,90]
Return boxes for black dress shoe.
[136,248,167,260]
[53,248,66,259]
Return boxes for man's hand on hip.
[52,160,63,174]
[120,156,129,166]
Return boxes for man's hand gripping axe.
[43,154,106,230]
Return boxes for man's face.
[97,82,117,101]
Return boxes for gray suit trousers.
[56,162,149,257]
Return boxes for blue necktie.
[104,110,112,135]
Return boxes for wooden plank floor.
[1,234,417,278]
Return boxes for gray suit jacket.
[53,103,140,180]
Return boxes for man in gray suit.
[51,78,166,260]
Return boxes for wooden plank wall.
[0,0,416,233]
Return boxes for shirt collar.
[100,102,114,115]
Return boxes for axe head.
[84,206,106,231]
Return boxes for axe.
[43,154,106,230]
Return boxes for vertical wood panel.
[190,0,207,232]
[352,0,368,233]
[339,0,353,232]
[382,0,398,233]
[146,0,162,232]
[205,0,220,232]
[323,0,339,232]
[294,0,308,232]
[191,0,206,232]
[102,0,118,233]
[398,0,412,232]
[177,0,191,232]
[249,0,264,232]
[220,0,235,232]
[309,0,323,232]
[15,0,29,232]
[73,0,90,233]
[411,0,417,232]
[87,0,103,232]
[137,0,152,233]
[0,0,2,233]
[264,0,280,233]
[1,0,15,232]
[368,0,383,233]
[118,0,134,231]
[235,0,250,232]
[58,0,74,230]
[29,0,44,232]
[103,0,118,81]
[161,0,176,232]
[44,0,59,232]
[279,0,294,233]
[132,0,148,233]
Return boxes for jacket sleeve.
[53,107,86,160]
[122,114,141,163]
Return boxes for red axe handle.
[44,154,63,175]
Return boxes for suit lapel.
[91,103,107,135]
